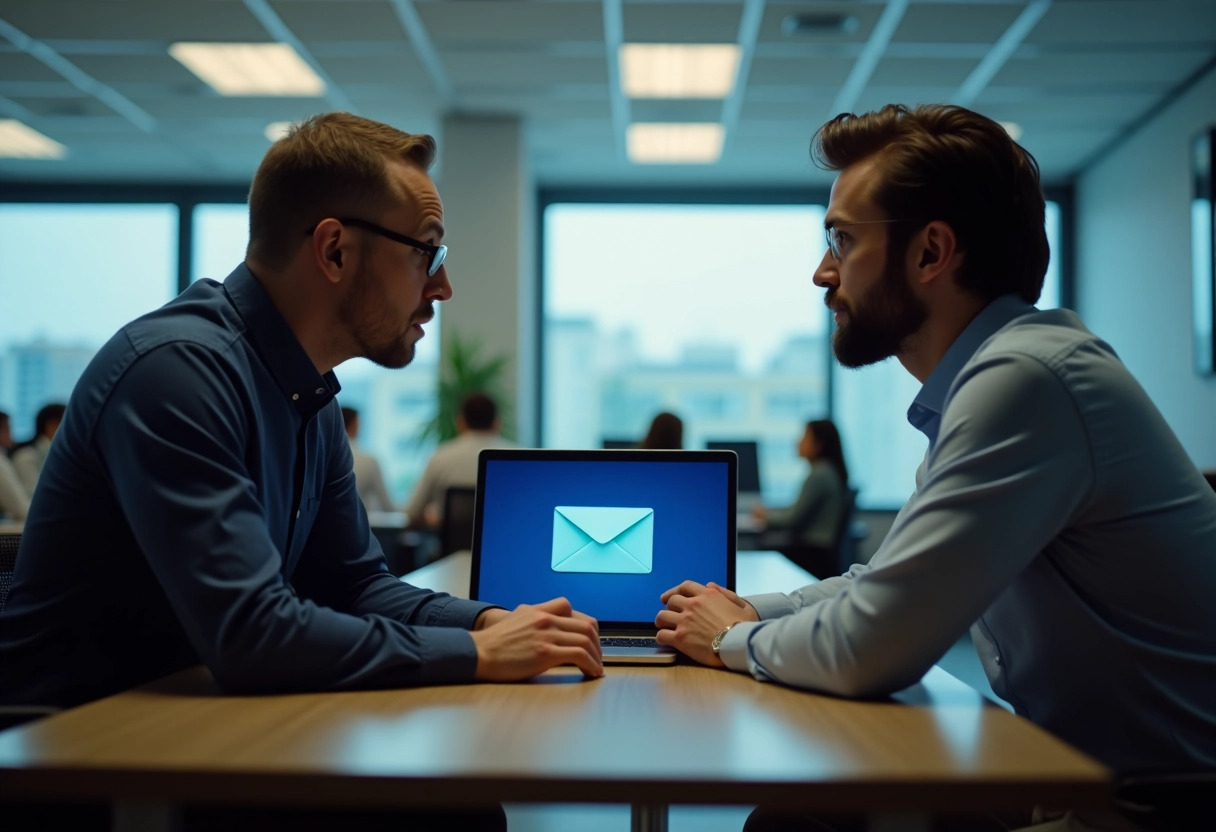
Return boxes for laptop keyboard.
[600,637,660,648]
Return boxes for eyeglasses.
[824,219,918,260]
[306,217,447,276]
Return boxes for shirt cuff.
[424,595,501,630]
[745,592,797,620]
[717,620,764,672]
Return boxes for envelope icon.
[551,506,654,574]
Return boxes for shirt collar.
[907,294,1035,444]
[222,263,341,419]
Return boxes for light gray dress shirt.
[349,439,394,514]
[719,295,1216,773]
[11,436,50,497]
[0,453,30,521]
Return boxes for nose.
[812,248,837,290]
[428,264,453,302]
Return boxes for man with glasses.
[657,104,1216,829]
[1,115,603,826]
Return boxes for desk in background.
[0,551,1110,832]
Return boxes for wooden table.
[0,551,1111,832]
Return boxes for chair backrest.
[439,486,477,558]
[830,487,860,572]
[0,532,20,613]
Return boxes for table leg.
[631,803,669,832]
[113,801,181,832]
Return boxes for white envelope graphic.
[551,506,654,574]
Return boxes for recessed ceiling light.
[627,123,725,164]
[169,42,325,96]
[264,121,295,142]
[0,120,66,159]
[620,44,740,98]
[1000,121,1024,141]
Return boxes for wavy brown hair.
[812,104,1048,304]
[247,112,436,270]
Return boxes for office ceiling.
[1,0,1214,188]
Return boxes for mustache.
[413,304,435,323]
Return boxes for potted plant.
[416,333,513,445]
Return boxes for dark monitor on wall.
[1193,126,1215,375]
[602,438,636,449]
[706,440,761,493]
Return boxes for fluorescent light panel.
[627,123,724,164]
[169,42,325,96]
[0,120,66,159]
[264,121,295,142]
[620,44,740,98]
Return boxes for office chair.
[0,533,61,730]
[438,486,477,559]
[0,532,19,612]
[767,487,859,580]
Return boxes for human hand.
[655,582,759,667]
[470,597,603,681]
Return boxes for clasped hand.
[654,581,759,667]
[471,598,604,680]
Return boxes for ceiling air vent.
[780,14,860,36]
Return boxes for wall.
[1075,63,1216,469]
[435,117,538,445]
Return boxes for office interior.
[3,0,1215,625]
[2,3,1215,829]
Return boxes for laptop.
[470,448,737,664]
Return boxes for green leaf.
[415,333,513,446]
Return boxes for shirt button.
[994,656,1002,666]
[296,510,301,519]
[291,393,300,401]
[315,387,325,395]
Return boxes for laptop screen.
[471,449,737,627]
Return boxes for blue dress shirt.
[0,265,494,708]
[719,295,1216,773]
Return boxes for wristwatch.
[710,622,738,656]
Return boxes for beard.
[827,245,928,368]
[339,266,430,370]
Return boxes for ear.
[310,218,353,285]
[908,220,958,286]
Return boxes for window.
[543,202,828,504]
[0,203,178,437]
[193,203,249,283]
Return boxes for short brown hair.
[812,104,1048,304]
[247,112,436,269]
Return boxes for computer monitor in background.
[706,440,761,508]
[602,438,636,450]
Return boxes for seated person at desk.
[341,405,395,513]
[10,402,65,497]
[0,114,603,721]
[752,419,849,574]
[404,391,512,529]
[656,104,1216,820]
[639,410,683,449]
[0,409,30,522]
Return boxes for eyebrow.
[420,220,445,241]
